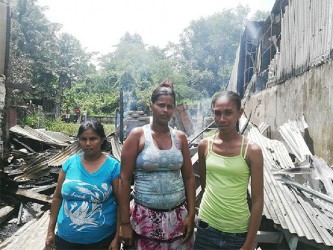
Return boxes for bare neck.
[151,122,169,134]
[83,152,104,162]
[217,130,241,142]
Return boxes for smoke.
[185,98,213,143]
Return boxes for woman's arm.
[177,131,196,243]
[242,142,264,250]
[197,138,208,192]
[118,128,142,246]
[45,170,66,250]
[109,176,120,250]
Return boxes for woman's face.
[78,128,104,156]
[150,95,175,125]
[212,96,243,134]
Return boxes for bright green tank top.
[198,135,250,233]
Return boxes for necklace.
[152,132,170,142]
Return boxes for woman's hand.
[108,237,120,250]
[45,231,55,250]
[181,215,194,244]
[119,223,134,247]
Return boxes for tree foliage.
[4,0,266,120]
[177,5,250,97]
[5,0,94,117]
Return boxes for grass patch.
[48,122,115,137]
[22,113,115,136]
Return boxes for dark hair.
[77,120,108,150]
[211,91,241,110]
[151,80,176,105]
[211,91,242,132]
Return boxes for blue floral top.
[57,154,120,244]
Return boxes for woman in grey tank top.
[118,80,196,250]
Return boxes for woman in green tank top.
[194,91,264,250]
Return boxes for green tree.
[52,33,95,118]
[5,0,94,118]
[250,10,270,22]
[5,0,254,121]
[5,0,60,101]
[98,33,190,112]
[177,5,250,96]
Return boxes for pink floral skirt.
[130,201,194,250]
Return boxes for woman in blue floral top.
[45,120,120,250]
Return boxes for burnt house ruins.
[226,0,333,249]
[229,0,333,166]
[1,0,333,249]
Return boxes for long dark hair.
[211,91,242,132]
[151,80,176,105]
[77,120,108,150]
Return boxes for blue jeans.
[194,220,247,250]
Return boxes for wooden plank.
[0,205,15,225]
[8,188,52,205]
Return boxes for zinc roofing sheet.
[10,125,70,147]
[247,126,333,247]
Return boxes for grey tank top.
[133,124,186,209]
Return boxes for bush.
[23,113,115,137]
[23,112,50,129]
[46,119,80,136]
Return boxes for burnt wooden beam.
[8,188,52,205]
[12,138,36,153]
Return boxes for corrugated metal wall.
[269,0,333,85]
[241,0,333,165]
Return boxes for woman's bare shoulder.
[128,126,145,137]
[123,126,145,147]
[247,140,262,153]
[198,137,210,148]
[245,139,263,166]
